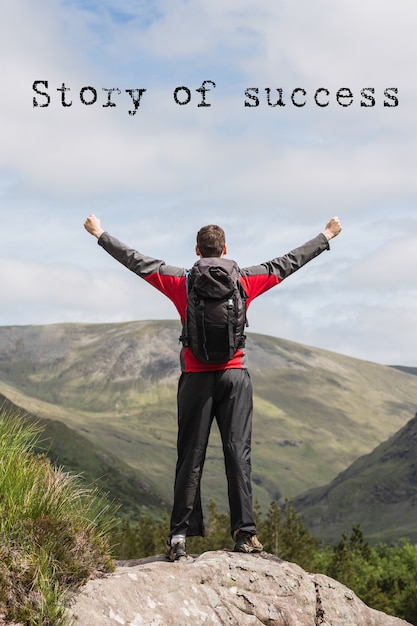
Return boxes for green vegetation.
[2,400,417,625]
[314,527,417,624]
[294,411,417,544]
[2,321,417,521]
[0,405,117,625]
[0,393,168,521]
[2,322,417,622]
[111,500,417,626]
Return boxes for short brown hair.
[196,225,226,257]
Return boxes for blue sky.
[1,0,417,365]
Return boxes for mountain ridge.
[294,410,417,543]
[1,320,417,527]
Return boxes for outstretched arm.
[83,215,188,315]
[84,214,104,239]
[240,217,342,302]
[322,216,342,241]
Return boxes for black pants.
[169,369,257,539]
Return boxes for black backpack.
[180,257,248,364]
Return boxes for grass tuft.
[0,403,117,625]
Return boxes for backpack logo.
[180,258,248,364]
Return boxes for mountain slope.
[294,412,417,544]
[0,393,168,518]
[391,365,417,377]
[1,321,417,516]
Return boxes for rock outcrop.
[67,550,411,625]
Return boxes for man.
[84,214,342,560]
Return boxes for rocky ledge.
[67,550,411,625]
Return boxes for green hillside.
[0,393,168,518]
[1,320,417,518]
[294,411,417,544]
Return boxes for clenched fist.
[84,214,104,239]
[323,217,342,241]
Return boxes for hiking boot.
[165,539,188,561]
[233,531,263,554]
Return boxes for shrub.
[0,405,117,625]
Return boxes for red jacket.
[98,232,330,372]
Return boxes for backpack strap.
[196,299,209,361]
[178,271,191,348]
[226,297,235,359]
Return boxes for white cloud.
[0,256,176,325]
[1,0,417,365]
[347,235,417,290]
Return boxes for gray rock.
[66,550,411,625]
